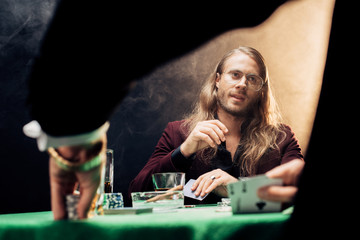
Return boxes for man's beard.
[217,91,256,118]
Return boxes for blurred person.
[128,47,304,205]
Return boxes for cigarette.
[146,185,183,203]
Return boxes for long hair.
[182,46,285,176]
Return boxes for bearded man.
[129,46,304,205]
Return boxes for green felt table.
[0,205,291,240]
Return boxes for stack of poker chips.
[66,194,80,220]
[103,193,124,209]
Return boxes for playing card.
[227,174,283,213]
[183,179,209,201]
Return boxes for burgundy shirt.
[129,120,304,205]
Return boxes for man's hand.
[191,169,238,198]
[49,135,106,220]
[180,120,228,157]
[257,159,305,203]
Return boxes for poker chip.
[66,194,80,220]
[102,193,124,209]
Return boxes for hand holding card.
[183,179,209,201]
[227,175,283,213]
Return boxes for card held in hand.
[227,175,283,213]
[183,179,209,201]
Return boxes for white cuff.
[23,120,110,151]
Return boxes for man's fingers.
[194,120,228,145]
[182,120,228,156]
[192,173,210,195]
[50,180,67,220]
[194,177,206,196]
[197,127,221,145]
[204,179,220,195]
[200,177,217,197]
[195,178,216,197]
[202,122,227,142]
[207,120,229,134]
[257,185,298,203]
[77,183,99,219]
[49,158,77,220]
[76,165,102,219]
[192,171,220,196]
[265,159,304,185]
[195,132,217,148]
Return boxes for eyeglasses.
[221,70,264,91]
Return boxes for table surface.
[0,205,291,240]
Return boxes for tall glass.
[104,149,114,193]
[91,149,114,217]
